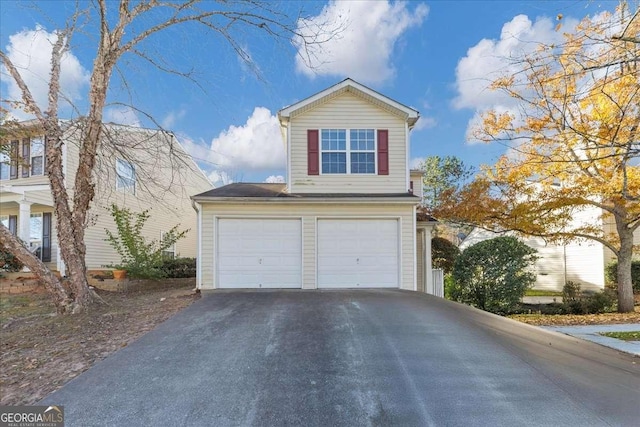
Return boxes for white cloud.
[161,108,186,129]
[264,175,285,183]
[208,170,234,187]
[410,157,425,169]
[104,106,141,127]
[294,0,428,85]
[453,14,578,142]
[412,116,436,131]
[208,107,285,170]
[2,25,90,118]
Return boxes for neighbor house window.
[30,213,43,252]
[116,158,135,192]
[30,137,45,176]
[320,129,376,174]
[0,151,9,180]
[160,231,176,259]
[0,215,8,228]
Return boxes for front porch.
[0,184,63,274]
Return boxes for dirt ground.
[509,306,640,326]
[0,284,199,406]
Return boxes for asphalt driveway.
[42,290,640,426]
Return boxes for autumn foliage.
[436,3,640,312]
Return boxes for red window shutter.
[307,130,319,175]
[377,130,389,175]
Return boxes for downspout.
[191,199,202,292]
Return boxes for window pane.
[31,156,44,175]
[0,163,8,180]
[30,214,42,242]
[30,138,44,156]
[350,153,375,174]
[322,152,346,174]
[350,128,375,151]
[322,129,346,151]
[116,159,135,189]
[0,216,8,228]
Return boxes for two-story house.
[0,120,212,274]
[192,79,437,292]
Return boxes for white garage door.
[318,219,399,288]
[217,219,302,288]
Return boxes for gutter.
[191,196,420,205]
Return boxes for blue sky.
[0,1,618,186]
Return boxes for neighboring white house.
[460,205,640,292]
[0,121,212,273]
[192,78,437,292]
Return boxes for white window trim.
[115,158,136,193]
[30,137,45,176]
[319,128,377,175]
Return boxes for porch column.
[18,200,32,243]
[425,227,433,294]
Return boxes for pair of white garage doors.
[217,218,399,289]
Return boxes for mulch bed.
[509,306,640,326]
[0,285,199,406]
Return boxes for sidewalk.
[542,323,640,356]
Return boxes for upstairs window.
[321,129,346,174]
[116,158,136,192]
[320,129,376,174]
[0,151,9,180]
[349,129,375,174]
[30,137,45,176]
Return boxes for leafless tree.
[0,0,338,313]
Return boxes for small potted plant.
[112,267,127,280]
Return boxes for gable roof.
[278,78,420,128]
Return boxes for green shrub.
[432,237,460,274]
[443,273,460,300]
[104,205,189,279]
[0,244,24,272]
[562,281,615,314]
[159,257,196,278]
[605,260,640,293]
[452,236,537,314]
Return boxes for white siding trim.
[286,123,291,189]
[413,205,417,291]
[405,122,410,192]
[195,201,202,289]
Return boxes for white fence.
[431,269,444,297]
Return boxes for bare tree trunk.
[0,225,76,314]
[615,216,635,313]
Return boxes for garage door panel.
[217,219,301,289]
[318,219,399,288]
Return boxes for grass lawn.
[599,331,640,341]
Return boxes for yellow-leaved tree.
[437,3,639,312]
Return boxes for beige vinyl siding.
[200,202,415,290]
[410,170,423,200]
[289,92,407,194]
[80,129,212,268]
